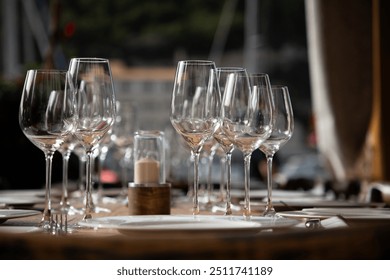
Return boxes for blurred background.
[3,0,385,198]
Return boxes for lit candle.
[134,157,160,184]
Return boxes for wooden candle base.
[128,183,171,215]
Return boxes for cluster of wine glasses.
[18,57,293,231]
[19,58,117,231]
[170,60,294,218]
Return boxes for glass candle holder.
[129,130,170,215]
[133,130,165,184]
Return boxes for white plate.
[278,207,390,222]
[0,196,44,207]
[0,189,62,200]
[0,226,41,234]
[231,189,316,199]
[0,190,46,197]
[301,207,390,216]
[0,190,46,206]
[277,211,334,220]
[0,209,41,223]
[78,215,299,237]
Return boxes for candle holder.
[128,130,171,215]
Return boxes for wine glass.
[258,85,294,217]
[221,71,273,217]
[19,69,75,230]
[213,67,246,215]
[170,60,221,215]
[68,58,116,220]
[111,100,138,202]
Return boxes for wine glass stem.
[265,154,275,214]
[192,151,200,215]
[243,153,252,218]
[207,154,214,204]
[61,152,71,207]
[120,148,130,196]
[42,151,54,228]
[225,152,233,215]
[97,155,103,200]
[219,157,226,198]
[78,156,86,193]
[84,151,95,219]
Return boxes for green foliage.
[59,0,245,65]
[58,0,307,66]
[260,0,307,49]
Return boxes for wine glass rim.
[27,69,67,74]
[215,66,246,71]
[135,130,164,136]
[70,57,109,63]
[272,85,288,89]
[249,73,269,77]
[178,59,215,65]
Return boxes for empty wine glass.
[221,71,273,217]
[170,60,221,215]
[258,85,294,217]
[19,69,75,230]
[213,67,245,215]
[111,100,138,202]
[68,58,116,220]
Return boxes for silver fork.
[51,212,68,235]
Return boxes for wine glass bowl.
[259,85,294,217]
[170,60,221,215]
[68,58,116,220]
[19,69,75,230]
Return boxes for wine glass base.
[83,195,112,214]
[39,220,54,232]
[243,207,251,218]
[211,202,241,215]
[39,211,55,232]
[192,206,200,215]
[262,207,278,218]
[262,210,285,220]
[83,213,93,220]
[81,206,111,216]
[92,206,111,213]
[59,204,84,216]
